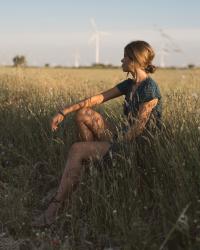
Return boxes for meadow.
[0,67,200,250]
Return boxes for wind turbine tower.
[157,42,169,68]
[89,18,110,64]
[74,50,80,68]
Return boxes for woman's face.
[121,50,135,72]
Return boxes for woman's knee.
[75,107,92,123]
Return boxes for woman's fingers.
[52,124,58,131]
[51,114,64,131]
[51,119,59,131]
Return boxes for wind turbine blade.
[99,31,110,36]
[174,48,182,53]
[88,34,96,44]
[161,32,171,40]
[90,18,98,31]
[163,48,169,53]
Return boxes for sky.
[0,0,200,67]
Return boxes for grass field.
[0,67,200,249]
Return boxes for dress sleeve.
[115,79,132,95]
[139,81,160,104]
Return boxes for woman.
[33,40,162,227]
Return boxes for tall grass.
[0,67,200,249]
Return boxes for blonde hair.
[125,40,156,73]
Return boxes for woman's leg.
[75,107,116,142]
[56,141,110,200]
[33,141,111,226]
[33,108,115,227]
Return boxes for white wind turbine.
[155,26,182,67]
[89,18,110,64]
[74,50,80,68]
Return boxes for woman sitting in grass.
[33,40,162,227]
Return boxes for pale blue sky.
[0,0,200,66]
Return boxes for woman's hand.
[51,113,65,131]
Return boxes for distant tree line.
[11,55,198,69]
[90,63,119,69]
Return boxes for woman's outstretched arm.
[61,87,122,116]
[51,87,122,131]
